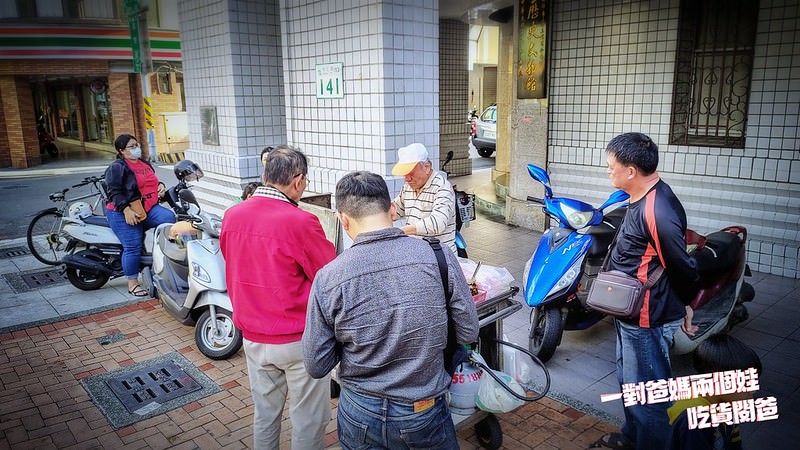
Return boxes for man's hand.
[400,224,416,236]
[682,305,699,337]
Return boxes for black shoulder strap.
[424,237,452,302]
[603,208,665,287]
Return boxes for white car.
[472,105,496,158]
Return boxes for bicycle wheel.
[27,210,71,265]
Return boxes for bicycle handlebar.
[71,175,106,189]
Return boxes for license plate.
[484,130,495,139]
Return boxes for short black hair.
[335,171,391,219]
[606,132,659,175]
[693,333,762,375]
[241,182,262,200]
[261,146,273,157]
[114,134,136,152]
[263,145,307,186]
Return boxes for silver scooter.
[143,187,242,360]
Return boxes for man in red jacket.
[221,145,336,450]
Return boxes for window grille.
[670,0,759,148]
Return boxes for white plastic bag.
[475,265,515,298]
[472,353,525,413]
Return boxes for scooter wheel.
[45,143,58,158]
[195,308,243,360]
[66,267,109,291]
[528,306,562,363]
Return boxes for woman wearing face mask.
[104,134,176,296]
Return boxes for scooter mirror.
[526,164,553,198]
[179,188,200,207]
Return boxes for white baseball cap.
[391,143,429,176]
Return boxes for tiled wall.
[545,0,800,277]
[439,19,470,177]
[279,0,439,197]
[178,0,285,211]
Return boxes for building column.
[280,0,439,197]
[108,72,137,143]
[505,2,548,230]
[179,0,286,213]
[493,21,514,187]
[0,76,40,168]
[439,19,470,176]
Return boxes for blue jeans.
[106,204,175,278]
[337,387,458,450]
[615,318,682,450]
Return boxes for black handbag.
[425,237,470,377]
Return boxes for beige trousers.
[243,338,331,450]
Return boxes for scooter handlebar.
[527,196,544,204]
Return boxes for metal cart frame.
[452,286,522,449]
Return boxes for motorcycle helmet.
[68,202,93,220]
[174,160,204,182]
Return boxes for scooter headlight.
[560,203,593,229]
[545,256,584,300]
[191,262,212,284]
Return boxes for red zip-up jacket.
[220,195,335,344]
[609,180,699,328]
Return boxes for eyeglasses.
[294,173,310,183]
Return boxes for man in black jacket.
[592,133,699,450]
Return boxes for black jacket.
[104,157,160,213]
[609,180,700,328]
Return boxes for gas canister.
[447,362,483,415]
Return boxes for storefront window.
[82,80,113,143]
[55,89,79,139]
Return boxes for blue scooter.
[522,165,629,362]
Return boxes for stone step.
[472,181,506,223]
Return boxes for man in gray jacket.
[303,171,479,449]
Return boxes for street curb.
[0,296,153,334]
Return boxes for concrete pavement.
[0,163,798,449]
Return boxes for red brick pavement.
[0,300,615,449]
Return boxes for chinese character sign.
[518,0,547,99]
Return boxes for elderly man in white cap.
[391,143,457,253]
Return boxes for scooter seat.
[84,216,110,227]
[692,230,741,275]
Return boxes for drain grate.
[2,267,69,293]
[20,269,67,289]
[81,352,221,429]
[0,246,30,259]
[105,361,202,414]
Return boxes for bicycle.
[26,175,109,265]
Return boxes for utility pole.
[125,0,158,163]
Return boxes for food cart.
[452,286,551,449]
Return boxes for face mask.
[128,146,142,159]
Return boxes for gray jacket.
[302,227,479,402]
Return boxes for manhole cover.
[105,361,202,414]
[0,246,30,259]
[20,269,67,289]
[81,352,221,429]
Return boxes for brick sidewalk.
[0,301,614,449]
